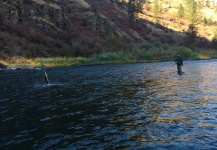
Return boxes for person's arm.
[175,58,178,64]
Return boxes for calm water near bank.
[1,60,217,149]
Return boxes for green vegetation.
[185,24,198,48]
[106,33,120,43]
[116,0,123,8]
[153,0,162,22]
[2,42,217,68]
[203,17,214,26]
[128,0,143,28]
[133,42,199,61]
[211,27,217,49]
[185,0,200,24]
[34,57,92,67]
[91,51,135,64]
[178,3,184,18]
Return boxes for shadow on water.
[1,60,217,149]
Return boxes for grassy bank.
[1,43,217,68]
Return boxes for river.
[1,60,217,149]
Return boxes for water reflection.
[1,60,217,149]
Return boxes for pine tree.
[185,24,198,48]
[203,17,208,25]
[178,3,184,18]
[185,0,199,25]
[184,0,200,48]
[128,0,142,29]
[211,28,217,49]
[153,0,161,22]
[116,0,123,9]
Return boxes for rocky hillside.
[0,0,216,59]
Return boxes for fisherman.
[175,54,183,73]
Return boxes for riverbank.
[0,45,216,69]
[0,54,211,70]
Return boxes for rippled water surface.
[1,60,217,149]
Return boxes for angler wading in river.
[175,54,183,74]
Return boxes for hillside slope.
[0,0,130,58]
[0,0,216,59]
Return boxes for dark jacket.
[176,57,183,66]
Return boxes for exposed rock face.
[0,0,115,34]
[0,0,135,58]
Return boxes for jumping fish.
[44,69,49,84]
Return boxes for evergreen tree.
[116,0,123,9]
[153,0,161,22]
[211,28,217,49]
[211,36,217,49]
[184,0,200,48]
[215,4,217,13]
[185,24,198,48]
[128,0,142,28]
[178,3,184,18]
[185,0,199,24]
[203,17,208,25]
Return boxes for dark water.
[1,60,217,150]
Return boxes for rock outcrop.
[1,0,115,34]
[0,0,143,57]
[0,0,137,58]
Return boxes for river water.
[1,60,217,149]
